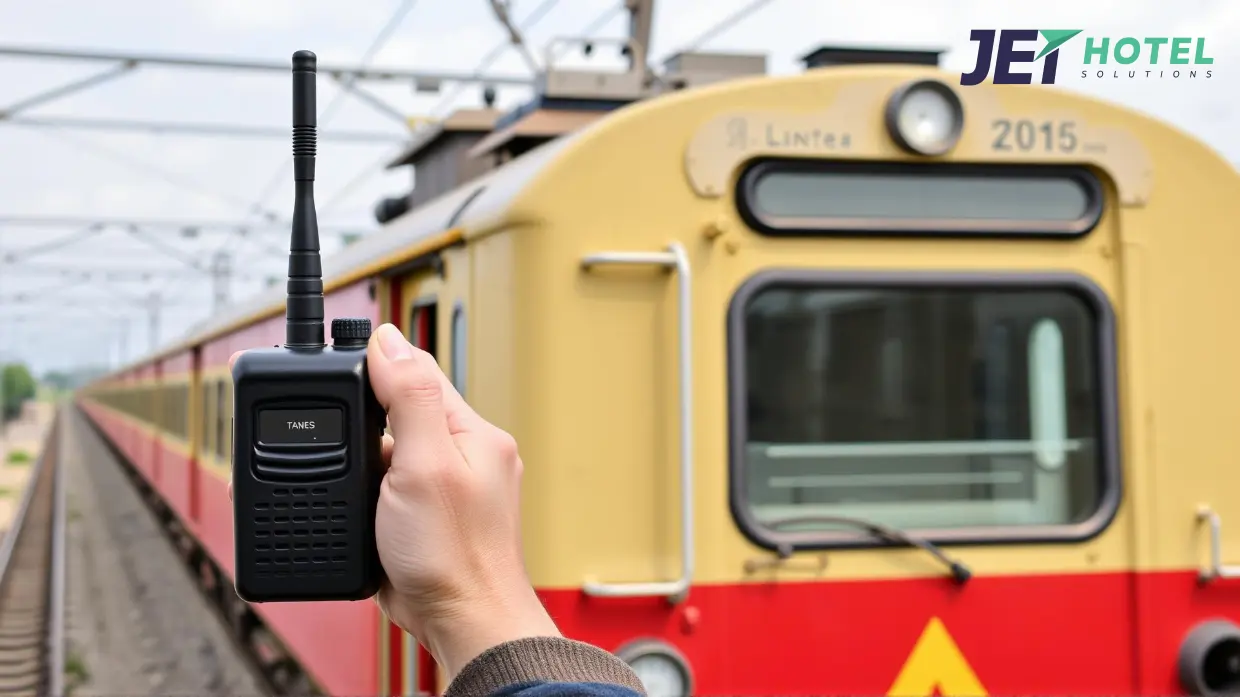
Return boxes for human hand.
[227,323,560,681]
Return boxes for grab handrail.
[1198,504,1240,582]
[578,242,693,603]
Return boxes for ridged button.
[331,318,371,347]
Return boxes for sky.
[0,0,1235,376]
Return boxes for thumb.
[367,323,461,474]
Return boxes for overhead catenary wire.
[0,225,102,263]
[236,0,423,247]
[428,0,565,119]
[23,125,284,222]
[123,226,210,269]
[186,0,422,319]
[2,0,796,371]
[673,0,777,55]
[322,0,575,217]
[4,115,407,143]
[0,214,365,233]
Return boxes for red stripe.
[536,570,1230,695]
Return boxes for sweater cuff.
[443,636,647,697]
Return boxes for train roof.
[98,123,584,380]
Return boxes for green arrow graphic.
[1037,30,1083,59]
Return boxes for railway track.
[70,407,280,696]
[0,411,63,697]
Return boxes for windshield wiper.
[764,515,972,585]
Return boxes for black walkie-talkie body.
[231,50,385,603]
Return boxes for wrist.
[412,585,563,681]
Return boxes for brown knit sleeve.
[443,636,647,697]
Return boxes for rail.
[578,242,694,602]
[0,409,64,696]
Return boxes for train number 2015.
[992,119,1078,153]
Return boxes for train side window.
[224,379,233,462]
[728,273,1119,548]
[168,385,175,435]
[202,381,214,456]
[181,384,188,440]
[171,384,183,440]
[216,381,226,461]
[451,304,466,395]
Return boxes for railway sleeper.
[0,647,41,666]
[0,674,39,689]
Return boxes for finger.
[415,351,477,423]
[381,432,394,466]
[228,477,233,502]
[367,324,463,473]
[368,324,485,436]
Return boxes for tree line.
[0,362,109,423]
[1,362,36,423]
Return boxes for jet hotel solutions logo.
[960,30,1214,85]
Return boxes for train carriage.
[79,43,1240,697]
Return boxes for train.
[75,37,1240,697]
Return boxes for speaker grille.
[251,486,350,578]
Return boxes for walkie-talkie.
[231,50,386,603]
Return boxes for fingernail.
[377,324,415,361]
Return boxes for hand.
[227,323,561,681]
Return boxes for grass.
[64,648,91,693]
[0,487,13,498]
[5,450,30,465]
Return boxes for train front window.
[730,277,1116,544]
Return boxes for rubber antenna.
[285,49,325,349]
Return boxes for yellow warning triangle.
[887,617,988,697]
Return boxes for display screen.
[257,408,344,445]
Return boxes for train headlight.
[884,79,964,156]
[616,639,692,697]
